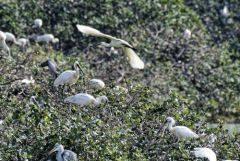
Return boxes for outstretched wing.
[122,47,144,69]
[76,24,115,40]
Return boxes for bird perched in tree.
[4,32,17,43]
[64,93,108,107]
[32,18,43,28]
[54,61,84,86]
[40,58,58,78]
[48,143,78,161]
[0,31,11,57]
[221,6,229,17]
[15,38,30,51]
[183,29,191,39]
[30,34,59,43]
[89,79,105,89]
[163,117,199,140]
[76,24,144,69]
[191,147,216,161]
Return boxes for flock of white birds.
[0,9,237,161]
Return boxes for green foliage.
[0,0,239,160]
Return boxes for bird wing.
[122,47,144,69]
[62,150,78,161]
[64,93,95,106]
[54,70,76,86]
[174,126,199,138]
[76,24,115,40]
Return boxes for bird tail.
[123,47,144,69]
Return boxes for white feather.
[89,79,105,89]
[123,47,144,69]
[193,147,216,161]
[54,70,78,86]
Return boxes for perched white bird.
[30,34,59,43]
[192,147,216,161]
[164,117,199,140]
[15,38,29,50]
[32,18,43,28]
[76,24,144,69]
[4,32,17,43]
[89,79,105,89]
[54,61,83,86]
[48,144,78,161]
[221,6,229,17]
[0,31,11,57]
[183,29,191,39]
[64,93,108,107]
[21,76,35,85]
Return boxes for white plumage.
[183,29,191,39]
[16,38,29,49]
[4,32,17,43]
[64,93,108,106]
[31,34,59,43]
[32,18,43,28]
[221,6,229,17]
[89,79,105,89]
[54,62,81,86]
[192,147,216,161]
[0,31,10,57]
[164,117,199,140]
[76,24,144,69]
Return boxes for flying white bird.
[183,29,191,39]
[64,93,108,107]
[163,117,199,140]
[0,31,11,57]
[30,34,59,43]
[54,61,83,86]
[32,18,43,28]
[4,32,17,43]
[76,24,144,69]
[89,79,105,89]
[48,144,78,161]
[192,147,216,161]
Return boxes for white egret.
[0,31,11,57]
[163,117,199,140]
[48,143,78,161]
[183,29,191,39]
[54,61,83,86]
[30,34,59,44]
[4,32,17,43]
[192,147,216,161]
[64,93,108,107]
[32,18,43,28]
[89,79,105,89]
[40,58,58,77]
[21,76,35,85]
[221,6,229,17]
[76,24,144,69]
[15,38,29,50]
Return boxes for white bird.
[15,38,29,50]
[21,76,35,85]
[89,79,105,89]
[64,93,108,107]
[48,143,78,161]
[32,18,43,28]
[183,29,191,39]
[4,32,17,43]
[30,34,59,43]
[221,6,229,17]
[163,117,199,140]
[54,61,83,86]
[192,147,216,161]
[0,31,11,57]
[76,24,144,69]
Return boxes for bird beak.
[48,148,56,155]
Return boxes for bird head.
[48,144,64,154]
[165,117,175,125]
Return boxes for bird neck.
[167,122,174,131]
[56,149,64,161]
